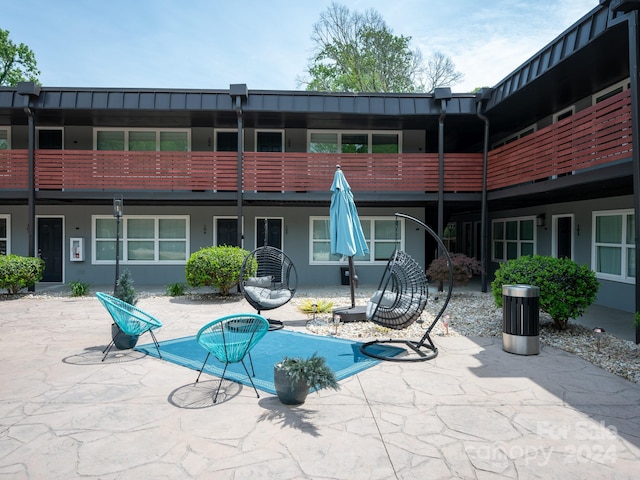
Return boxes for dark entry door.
[256,218,282,249]
[556,216,573,259]
[38,217,63,282]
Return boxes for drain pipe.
[476,88,493,293]
[230,84,248,249]
[434,88,452,260]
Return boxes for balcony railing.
[0,150,483,193]
[0,90,632,196]
[487,90,632,190]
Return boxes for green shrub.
[426,253,483,287]
[492,255,599,330]
[185,246,250,295]
[166,282,186,296]
[69,280,90,297]
[298,299,334,314]
[0,254,45,294]
[114,270,137,305]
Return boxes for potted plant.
[273,352,340,405]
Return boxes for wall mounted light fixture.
[536,214,546,227]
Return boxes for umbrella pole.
[348,256,356,308]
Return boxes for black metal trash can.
[502,284,540,355]
[340,266,350,285]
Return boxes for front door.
[553,214,574,260]
[256,218,282,249]
[38,217,63,282]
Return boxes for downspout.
[230,84,248,249]
[434,88,452,261]
[476,88,493,293]
[17,82,41,291]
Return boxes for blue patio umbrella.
[330,166,369,308]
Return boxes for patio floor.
[1,286,639,479]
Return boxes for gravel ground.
[297,289,640,385]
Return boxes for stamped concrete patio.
[1,287,639,479]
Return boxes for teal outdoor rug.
[136,329,403,394]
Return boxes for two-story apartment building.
[1,0,639,314]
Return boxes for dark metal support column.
[476,88,493,293]
[17,82,41,292]
[627,10,640,344]
[230,84,248,249]
[434,88,452,262]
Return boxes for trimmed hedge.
[185,246,250,295]
[492,255,599,330]
[0,254,45,294]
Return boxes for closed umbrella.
[330,165,369,308]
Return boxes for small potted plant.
[273,352,340,405]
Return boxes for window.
[492,217,535,262]
[592,210,635,282]
[308,131,401,153]
[94,129,190,151]
[0,128,9,149]
[310,216,404,264]
[215,130,238,151]
[93,215,189,264]
[593,79,629,104]
[214,216,242,247]
[443,222,457,253]
[256,130,284,152]
[493,124,536,149]
[553,107,574,123]
[0,215,9,255]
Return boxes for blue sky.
[4,0,597,93]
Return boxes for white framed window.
[307,130,401,154]
[592,209,635,283]
[492,216,536,262]
[92,215,189,265]
[492,124,536,149]
[0,215,10,255]
[93,128,190,151]
[0,127,10,149]
[553,106,575,123]
[592,78,630,105]
[310,216,404,265]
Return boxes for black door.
[556,216,573,259]
[38,217,63,282]
[256,218,282,249]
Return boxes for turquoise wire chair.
[195,313,269,402]
[96,292,163,362]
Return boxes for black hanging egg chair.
[239,245,298,331]
[360,213,454,362]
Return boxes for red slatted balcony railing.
[487,90,632,190]
[0,151,483,193]
[0,90,632,196]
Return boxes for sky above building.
[4,0,597,93]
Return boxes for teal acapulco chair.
[195,313,269,402]
[96,292,163,362]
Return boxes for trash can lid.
[502,284,540,297]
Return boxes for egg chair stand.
[239,245,298,331]
[360,213,454,362]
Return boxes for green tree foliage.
[185,246,250,295]
[0,254,44,294]
[492,255,599,330]
[0,29,40,86]
[300,3,462,93]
